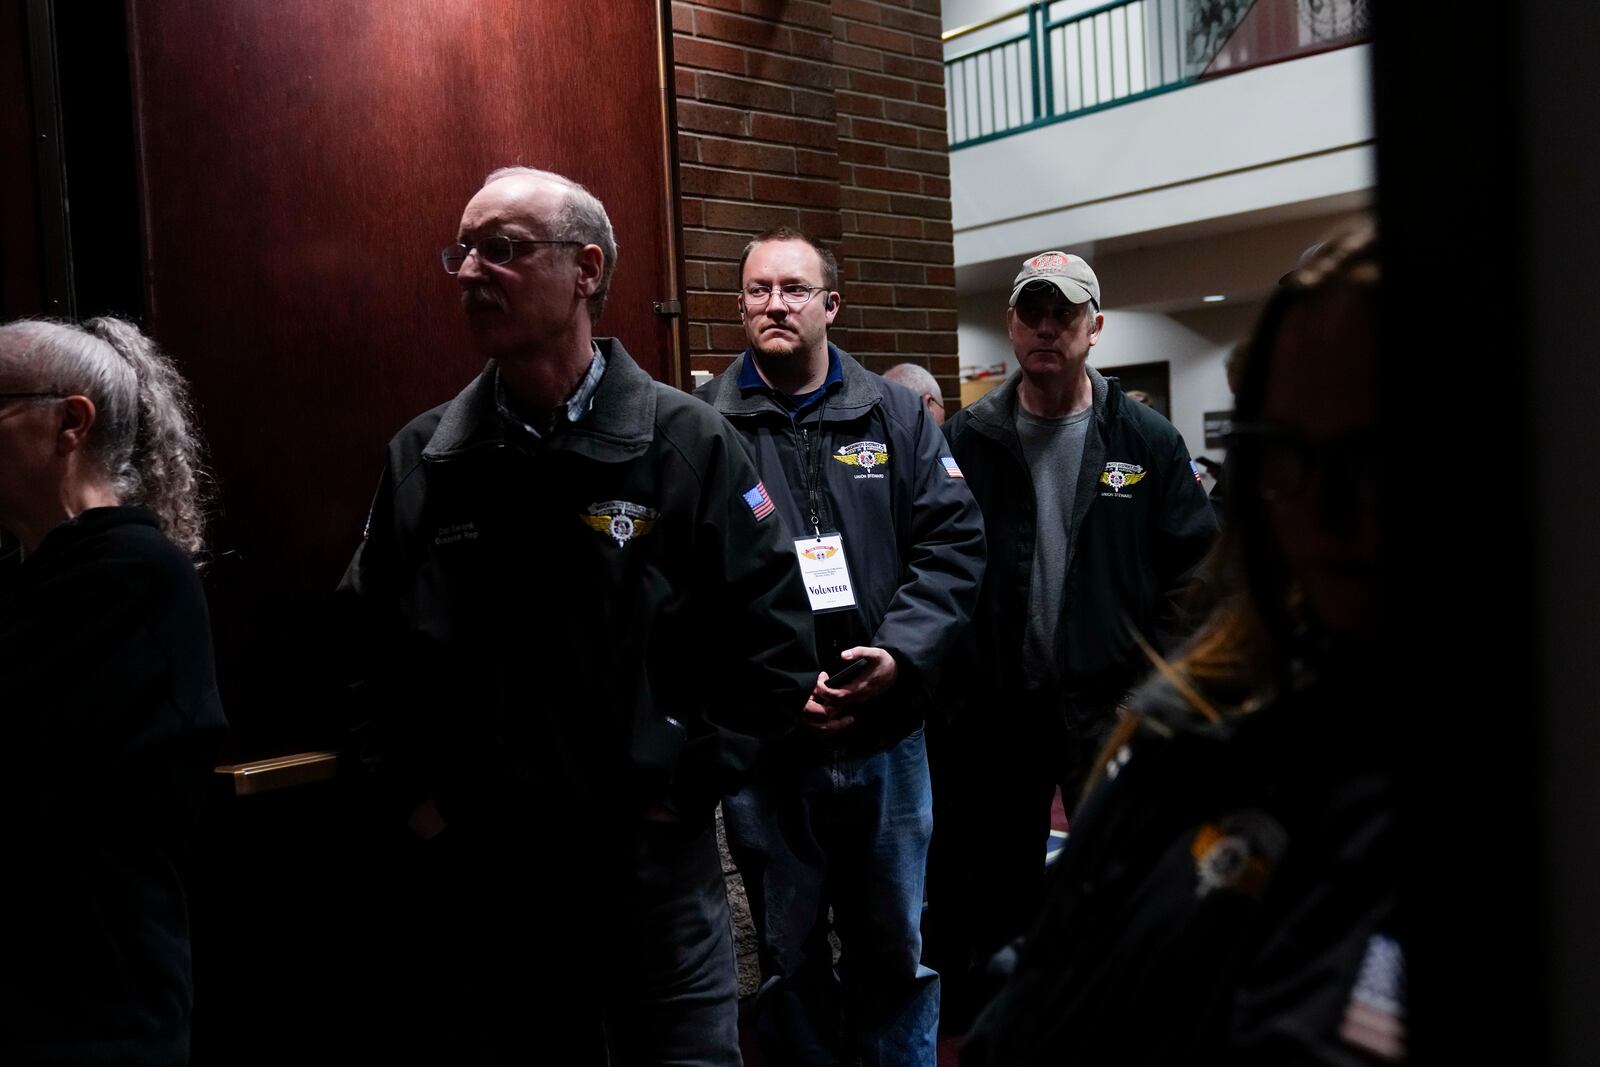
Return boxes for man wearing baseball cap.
[929,249,1219,1027]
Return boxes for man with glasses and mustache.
[339,169,816,1065]
[929,250,1218,1029]
[696,226,985,1066]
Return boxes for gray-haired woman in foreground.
[0,317,227,1066]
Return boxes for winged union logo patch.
[834,440,889,479]
[800,543,838,562]
[582,500,658,547]
[1100,461,1148,495]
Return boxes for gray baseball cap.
[1009,250,1100,308]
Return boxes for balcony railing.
[945,0,1369,150]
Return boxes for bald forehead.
[459,175,566,240]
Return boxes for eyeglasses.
[741,284,829,308]
[1226,422,1380,503]
[440,236,582,275]
[0,391,65,403]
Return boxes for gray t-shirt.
[1017,404,1093,694]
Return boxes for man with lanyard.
[340,170,816,1064]
[696,226,985,1066]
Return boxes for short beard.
[749,322,805,359]
[752,337,799,360]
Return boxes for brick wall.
[671,0,959,408]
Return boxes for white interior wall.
[951,44,1373,269]
[957,289,1014,382]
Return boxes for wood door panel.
[0,2,42,318]
[125,0,675,744]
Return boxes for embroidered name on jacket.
[582,500,658,547]
[833,441,889,479]
[433,521,480,546]
[1100,461,1147,497]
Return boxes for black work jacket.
[697,345,986,748]
[1,507,227,1066]
[943,367,1218,724]
[339,340,817,834]
[962,667,1401,1067]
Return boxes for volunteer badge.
[583,500,658,547]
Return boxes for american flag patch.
[1191,459,1205,485]
[941,456,964,479]
[1338,933,1406,1063]
[743,481,775,521]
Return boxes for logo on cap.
[1024,252,1069,274]
[1010,249,1101,307]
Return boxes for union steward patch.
[582,500,658,547]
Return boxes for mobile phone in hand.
[827,657,871,688]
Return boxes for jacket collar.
[963,363,1116,450]
[422,336,655,464]
[707,342,882,419]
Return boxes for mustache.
[461,287,506,312]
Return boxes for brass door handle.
[214,751,339,796]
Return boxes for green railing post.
[1037,1,1054,118]
[1028,2,1044,121]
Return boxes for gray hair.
[0,317,209,556]
[483,166,619,321]
[881,362,940,402]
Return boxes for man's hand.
[799,647,898,734]
[408,797,448,840]
[643,802,682,824]
[815,646,898,706]
[800,692,856,734]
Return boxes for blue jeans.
[724,729,939,1067]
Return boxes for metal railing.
[945,0,1368,149]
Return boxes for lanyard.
[794,394,829,536]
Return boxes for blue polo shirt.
[739,347,843,416]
